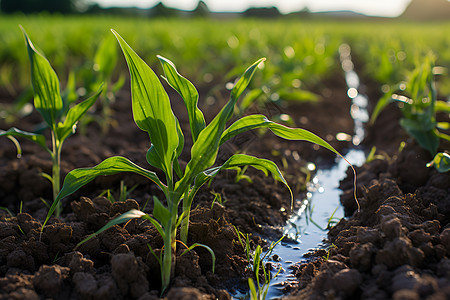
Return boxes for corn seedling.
[42,29,354,293]
[370,54,450,172]
[0,26,102,216]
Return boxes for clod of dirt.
[111,252,149,298]
[0,274,39,300]
[33,265,70,298]
[288,141,450,299]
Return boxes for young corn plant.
[0,26,102,216]
[42,29,355,294]
[370,54,449,172]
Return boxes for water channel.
[236,44,370,299]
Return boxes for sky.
[90,0,413,17]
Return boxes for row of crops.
[1,16,449,95]
[0,15,449,298]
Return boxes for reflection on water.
[261,44,369,299]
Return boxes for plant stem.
[180,195,192,244]
[51,132,62,217]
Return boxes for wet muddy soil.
[0,64,448,300]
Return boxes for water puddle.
[234,44,369,299]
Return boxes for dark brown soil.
[284,80,450,299]
[0,68,355,299]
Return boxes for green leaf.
[112,30,180,178]
[42,156,166,229]
[427,152,450,173]
[152,196,171,228]
[0,127,47,151]
[189,154,292,210]
[400,118,439,156]
[248,278,257,300]
[435,100,450,113]
[221,114,339,155]
[278,88,319,103]
[176,58,265,195]
[75,209,146,249]
[94,34,118,79]
[158,55,206,142]
[370,89,394,124]
[230,58,266,109]
[20,26,62,129]
[56,84,103,141]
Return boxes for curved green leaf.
[56,84,103,141]
[20,26,62,129]
[192,154,291,204]
[400,118,439,156]
[0,127,47,151]
[158,55,206,142]
[75,209,146,249]
[427,152,450,173]
[221,114,338,155]
[152,196,171,228]
[112,30,179,178]
[176,58,265,194]
[42,156,166,229]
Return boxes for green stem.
[160,214,177,295]
[180,192,192,244]
[51,132,62,217]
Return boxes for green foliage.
[47,30,349,294]
[427,152,450,173]
[0,26,102,216]
[234,226,283,300]
[371,54,449,160]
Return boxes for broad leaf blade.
[158,55,206,142]
[56,84,103,141]
[152,197,171,228]
[75,209,146,248]
[0,127,47,150]
[43,156,166,229]
[20,26,62,129]
[400,118,439,156]
[177,58,265,194]
[221,114,339,155]
[191,154,291,204]
[112,30,179,177]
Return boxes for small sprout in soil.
[98,180,139,203]
[427,152,450,173]
[210,191,226,209]
[235,226,284,300]
[46,29,355,294]
[322,243,337,261]
[0,26,102,216]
